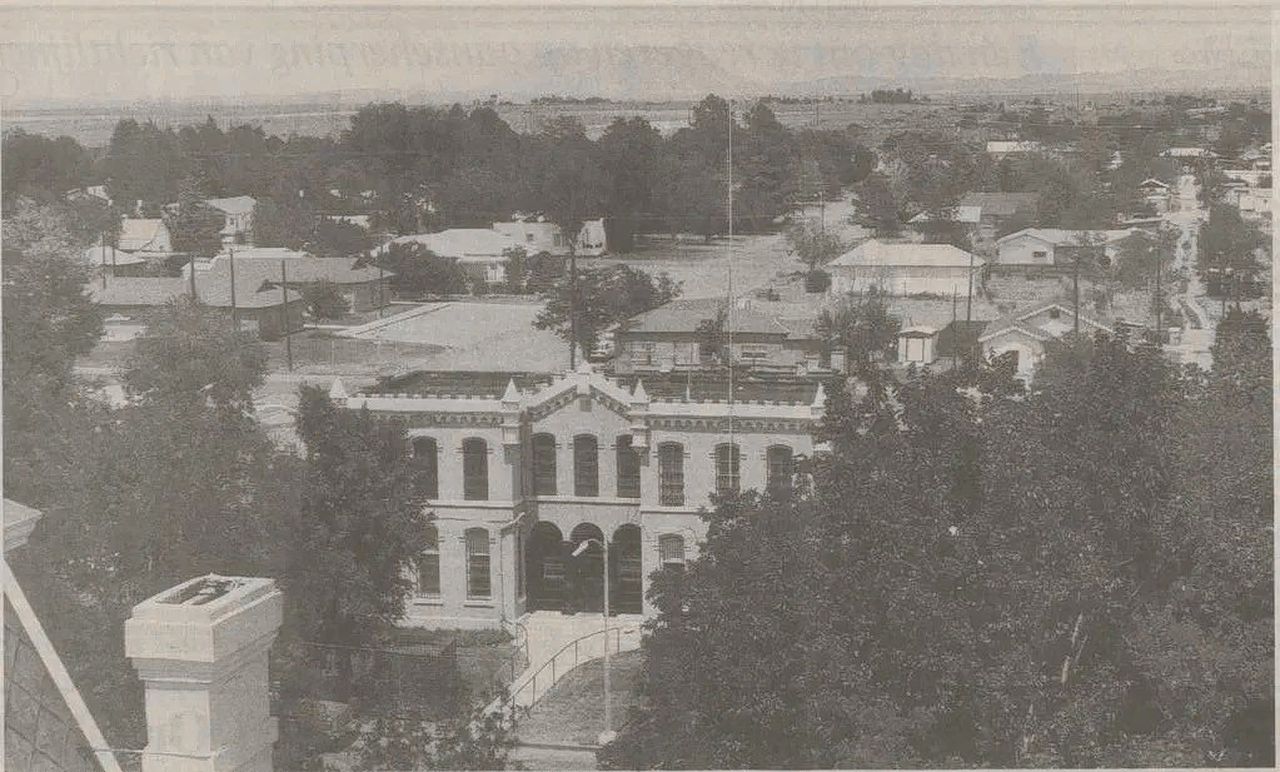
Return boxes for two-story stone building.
[332,365,827,630]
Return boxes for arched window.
[465,528,491,599]
[616,435,641,499]
[462,438,488,501]
[573,435,599,497]
[415,526,440,597]
[766,444,795,497]
[532,433,557,496]
[658,533,686,573]
[411,436,439,499]
[657,442,684,506]
[715,443,740,496]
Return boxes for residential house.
[214,247,392,312]
[978,301,1111,381]
[117,217,173,255]
[958,191,1041,242]
[827,240,983,297]
[1137,178,1172,213]
[90,258,306,340]
[83,245,148,277]
[332,364,826,627]
[994,228,1135,271]
[320,213,374,230]
[382,228,520,285]
[613,297,842,376]
[203,195,257,244]
[63,185,111,206]
[492,216,608,257]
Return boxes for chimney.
[125,575,283,772]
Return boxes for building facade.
[828,240,983,297]
[334,366,826,629]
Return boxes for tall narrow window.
[573,435,599,497]
[411,436,439,499]
[616,435,641,499]
[658,442,685,506]
[715,443,740,496]
[416,526,440,597]
[465,528,491,599]
[532,433,557,496]
[766,445,795,497]
[658,534,686,573]
[463,438,488,501]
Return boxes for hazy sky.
[0,4,1271,105]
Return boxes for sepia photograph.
[0,2,1274,770]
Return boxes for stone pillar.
[124,575,283,772]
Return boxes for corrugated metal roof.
[385,229,519,261]
[116,219,169,253]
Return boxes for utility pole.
[189,255,198,299]
[280,260,293,371]
[727,99,735,448]
[1073,252,1081,336]
[965,250,975,365]
[951,287,958,370]
[568,238,578,371]
[99,231,107,289]
[1153,243,1162,348]
[228,245,238,333]
[378,255,386,319]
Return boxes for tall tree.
[535,264,681,354]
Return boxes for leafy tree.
[165,175,225,257]
[353,705,520,771]
[301,279,351,320]
[101,119,188,207]
[373,242,470,297]
[1,129,92,202]
[502,246,529,294]
[124,296,267,412]
[1197,204,1266,295]
[786,219,846,277]
[535,265,681,355]
[597,117,664,251]
[815,291,901,378]
[253,197,315,251]
[284,386,431,644]
[856,172,902,236]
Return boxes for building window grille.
[616,435,641,498]
[532,433,557,495]
[463,438,488,501]
[658,533,686,573]
[416,526,440,597]
[411,436,439,499]
[658,442,685,506]
[573,435,599,497]
[766,445,795,497]
[715,443,740,496]
[465,528,491,599]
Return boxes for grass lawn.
[515,650,644,748]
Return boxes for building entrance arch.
[526,522,566,612]
[569,523,606,614]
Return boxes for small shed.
[897,325,939,365]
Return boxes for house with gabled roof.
[613,297,841,375]
[978,301,1112,381]
[994,227,1136,271]
[828,240,983,297]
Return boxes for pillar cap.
[125,575,283,666]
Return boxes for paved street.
[1166,173,1214,369]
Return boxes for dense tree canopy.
[603,327,1272,769]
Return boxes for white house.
[203,195,257,244]
[978,302,1111,382]
[827,240,982,297]
[492,216,607,257]
[1136,178,1172,213]
[994,228,1135,268]
[117,218,173,255]
[382,228,520,285]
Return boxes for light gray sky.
[0,4,1271,105]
